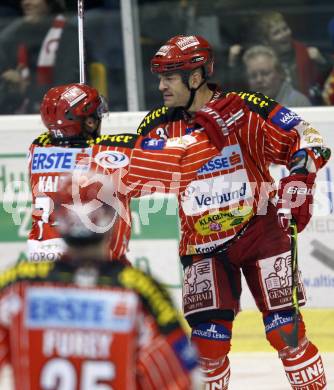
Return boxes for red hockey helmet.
[151,35,214,77]
[40,83,108,139]
[54,170,117,246]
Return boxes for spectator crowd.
[0,0,333,112]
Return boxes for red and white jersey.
[0,261,198,390]
[27,135,132,262]
[135,89,330,255]
[27,132,218,261]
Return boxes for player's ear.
[189,68,203,89]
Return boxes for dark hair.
[46,0,66,13]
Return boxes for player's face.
[82,115,101,139]
[158,73,190,107]
[246,55,282,99]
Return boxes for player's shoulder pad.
[231,91,279,119]
[0,261,55,290]
[136,105,171,136]
[32,132,52,146]
[95,133,138,148]
[117,266,180,330]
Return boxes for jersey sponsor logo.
[94,151,129,168]
[137,106,169,135]
[192,322,231,340]
[271,107,301,130]
[232,91,277,117]
[96,134,137,147]
[295,122,323,146]
[182,169,252,216]
[25,287,137,331]
[141,137,165,150]
[186,237,231,255]
[194,206,253,235]
[197,144,243,174]
[31,147,92,173]
[166,134,196,149]
[264,311,295,333]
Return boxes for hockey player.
[28,82,244,263]
[0,170,200,389]
[135,35,331,389]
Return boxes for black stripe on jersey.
[136,106,170,136]
[118,266,180,333]
[232,91,278,119]
[95,133,138,148]
[32,132,52,146]
[0,261,55,290]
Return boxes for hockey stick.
[77,0,86,84]
[279,219,299,348]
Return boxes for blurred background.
[0,0,334,113]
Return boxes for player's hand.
[195,93,247,150]
[277,173,316,232]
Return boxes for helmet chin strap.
[184,79,207,111]
[182,67,208,111]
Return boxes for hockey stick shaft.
[77,0,86,84]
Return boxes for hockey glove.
[195,93,247,150]
[277,173,316,233]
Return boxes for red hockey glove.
[277,173,316,233]
[195,94,248,150]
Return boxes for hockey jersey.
[135,89,330,255]
[27,131,219,261]
[0,260,198,389]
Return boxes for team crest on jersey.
[94,151,129,169]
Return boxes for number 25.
[41,358,115,390]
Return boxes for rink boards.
[0,108,333,310]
